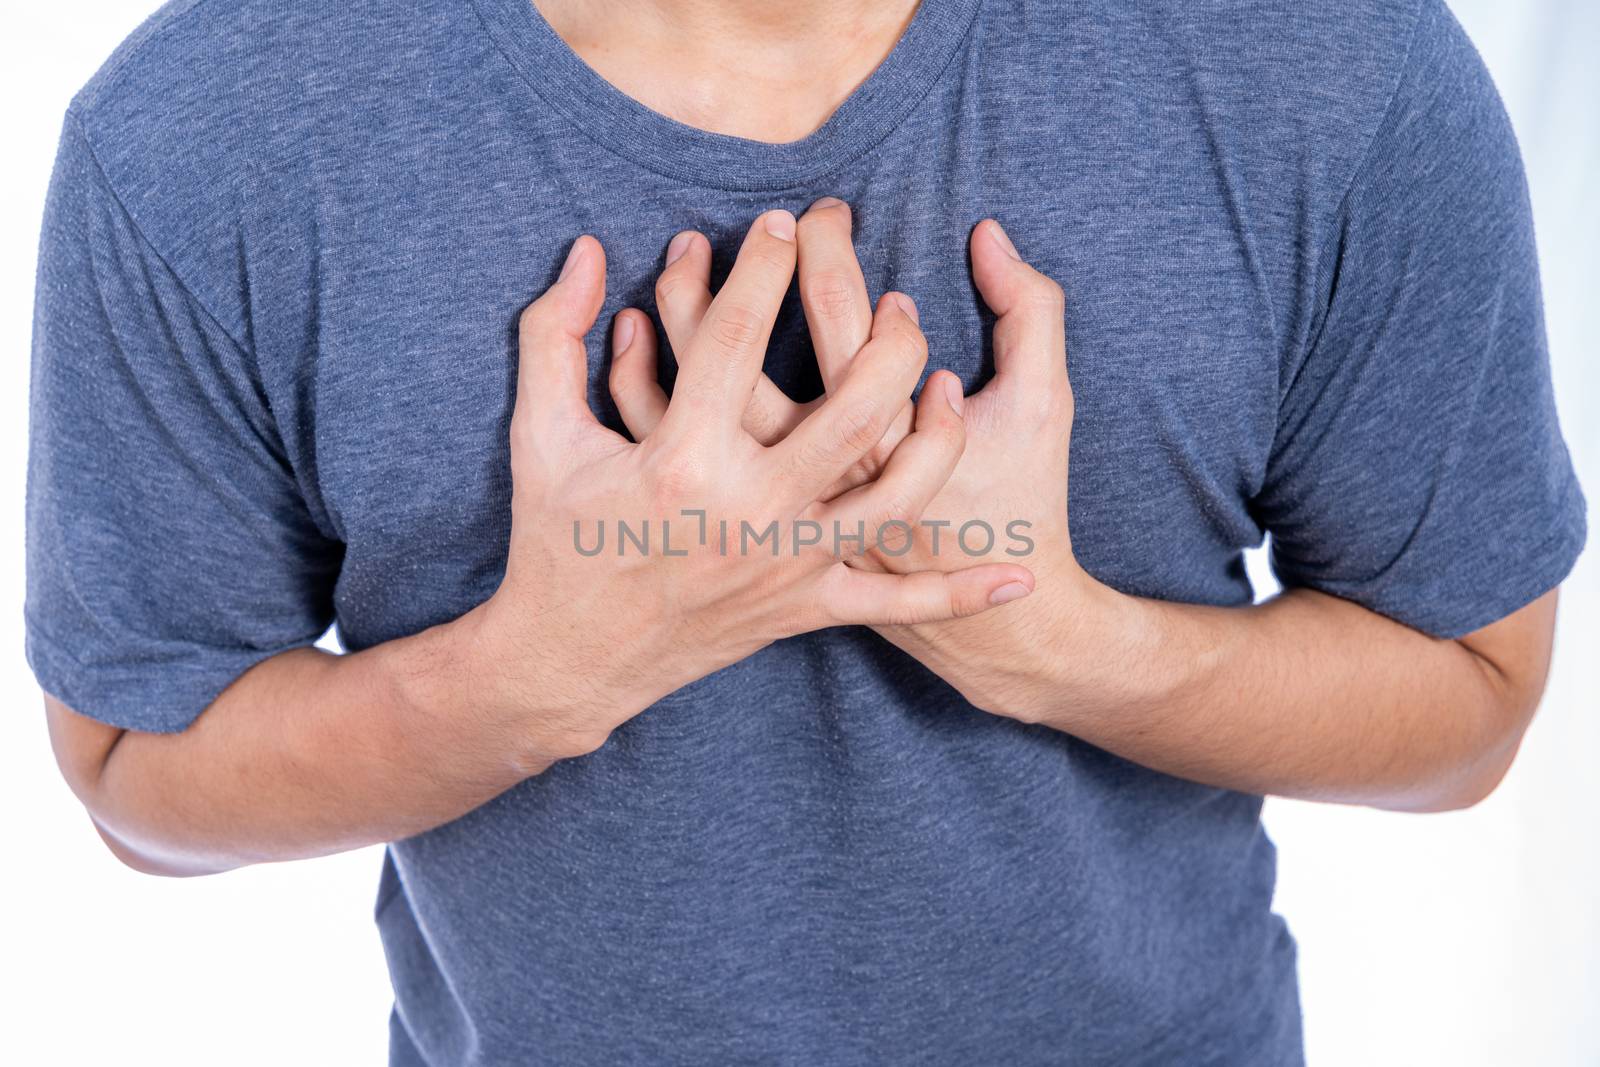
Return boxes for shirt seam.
[464,0,982,194]
[65,108,259,365]
[1287,0,1434,395]
[59,109,318,524]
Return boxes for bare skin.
[45,0,1564,878]
[535,0,922,143]
[45,209,1032,876]
[612,200,1562,814]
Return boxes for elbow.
[76,798,241,879]
[49,746,182,876]
[1397,738,1523,813]
[69,782,235,877]
[1394,614,1557,814]
[1385,692,1540,814]
[88,818,228,878]
[1400,591,1562,814]
[45,693,238,876]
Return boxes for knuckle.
[815,566,852,624]
[741,400,778,441]
[509,407,539,452]
[882,587,935,627]
[1013,390,1055,425]
[655,270,696,308]
[1041,378,1075,419]
[877,490,916,526]
[869,327,925,381]
[747,246,795,276]
[849,452,884,488]
[887,604,926,627]
[650,453,706,503]
[802,271,859,322]
[896,325,930,368]
[707,303,766,353]
[1055,378,1076,411]
[1026,275,1067,315]
[517,299,551,339]
[833,400,885,454]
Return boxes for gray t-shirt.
[26,0,1585,1063]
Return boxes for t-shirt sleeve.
[1249,0,1586,640]
[25,112,342,733]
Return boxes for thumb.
[969,219,1068,392]
[816,562,1035,626]
[515,235,608,429]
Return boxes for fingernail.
[943,374,965,415]
[810,196,848,212]
[988,220,1022,261]
[989,581,1031,606]
[764,210,797,242]
[890,292,919,324]
[665,230,695,266]
[559,237,588,281]
[613,313,635,355]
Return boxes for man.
[27,0,1585,1063]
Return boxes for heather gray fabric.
[26,0,1586,1063]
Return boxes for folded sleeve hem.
[23,619,320,734]
[1275,489,1588,641]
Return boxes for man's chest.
[279,150,1286,647]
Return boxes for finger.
[768,291,927,503]
[654,230,712,357]
[970,219,1069,391]
[812,561,1035,627]
[797,197,873,391]
[810,396,917,503]
[654,229,812,444]
[745,383,814,446]
[821,370,966,541]
[515,235,609,430]
[665,210,798,433]
[608,308,667,441]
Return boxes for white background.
[1,3,1594,1064]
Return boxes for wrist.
[1003,569,1191,727]
[400,599,621,776]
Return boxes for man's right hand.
[40,209,1033,877]
[467,210,1034,766]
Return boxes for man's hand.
[613,201,1084,713]
[42,208,1038,877]
[784,210,1085,715]
[469,211,1034,766]
[611,197,1561,813]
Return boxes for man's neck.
[534,0,921,143]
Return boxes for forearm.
[896,577,1553,812]
[48,605,578,876]
[48,210,1019,879]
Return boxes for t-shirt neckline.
[467,0,983,192]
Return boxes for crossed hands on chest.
[475,198,1091,764]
